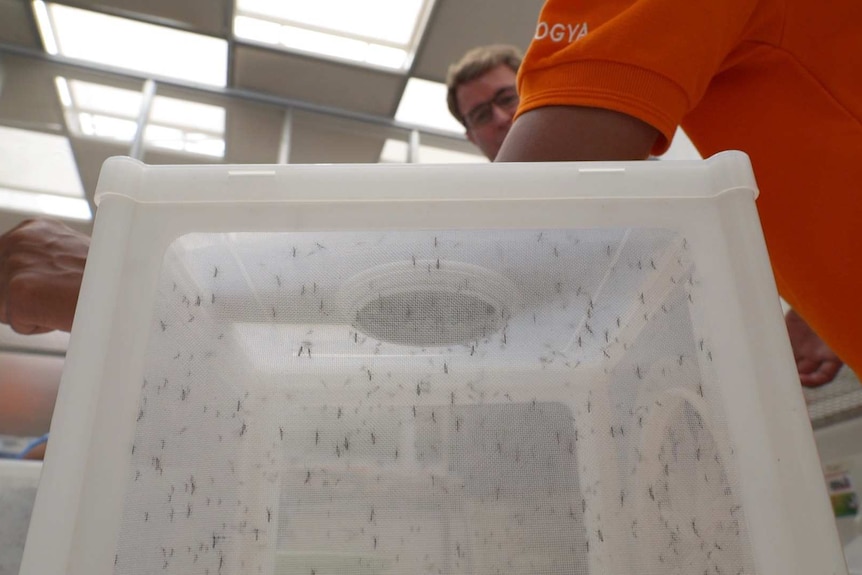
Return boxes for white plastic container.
[0,460,41,575]
[20,152,846,575]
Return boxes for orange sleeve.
[516,0,762,154]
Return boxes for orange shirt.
[517,0,862,375]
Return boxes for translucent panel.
[234,23,411,70]
[279,25,370,63]
[0,125,84,198]
[237,0,425,45]
[77,112,137,141]
[0,187,90,220]
[160,100,223,135]
[57,78,226,158]
[43,3,227,86]
[68,80,142,118]
[109,227,754,575]
[365,44,408,69]
[395,78,465,134]
[233,15,281,45]
[145,125,226,158]
[184,138,226,157]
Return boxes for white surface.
[21,152,845,575]
[0,461,41,575]
[846,535,862,575]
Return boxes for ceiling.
[0,0,546,235]
[1,0,859,441]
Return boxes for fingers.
[799,359,844,388]
[0,218,88,334]
[1,272,48,334]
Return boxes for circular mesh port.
[341,261,519,347]
[354,290,501,347]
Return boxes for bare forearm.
[496,106,659,163]
[0,353,63,437]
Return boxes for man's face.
[455,64,519,161]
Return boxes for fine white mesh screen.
[112,228,755,575]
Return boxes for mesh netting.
[112,228,754,575]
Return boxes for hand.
[0,218,89,334]
[786,308,843,387]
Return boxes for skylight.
[379,139,485,164]
[33,1,228,87]
[0,126,90,220]
[56,78,226,158]
[233,0,434,71]
[394,77,465,134]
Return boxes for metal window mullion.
[129,79,156,160]
[277,108,293,164]
[407,129,420,163]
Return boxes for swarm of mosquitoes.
[111,230,752,575]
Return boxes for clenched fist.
[0,218,89,334]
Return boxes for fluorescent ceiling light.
[379,139,486,164]
[394,77,465,134]
[365,44,408,69]
[0,125,90,221]
[70,81,142,118]
[280,25,370,63]
[78,112,138,141]
[0,126,84,198]
[234,15,280,45]
[238,0,425,44]
[149,97,226,133]
[31,0,58,54]
[234,0,431,71]
[0,188,91,221]
[54,77,72,107]
[36,3,227,86]
[57,78,226,158]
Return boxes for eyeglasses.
[463,86,519,129]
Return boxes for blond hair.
[446,44,523,126]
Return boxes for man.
[447,43,848,387]
[446,45,522,162]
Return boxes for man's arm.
[495,105,659,162]
[0,218,89,334]
[497,104,845,388]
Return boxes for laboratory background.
[0,0,860,574]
